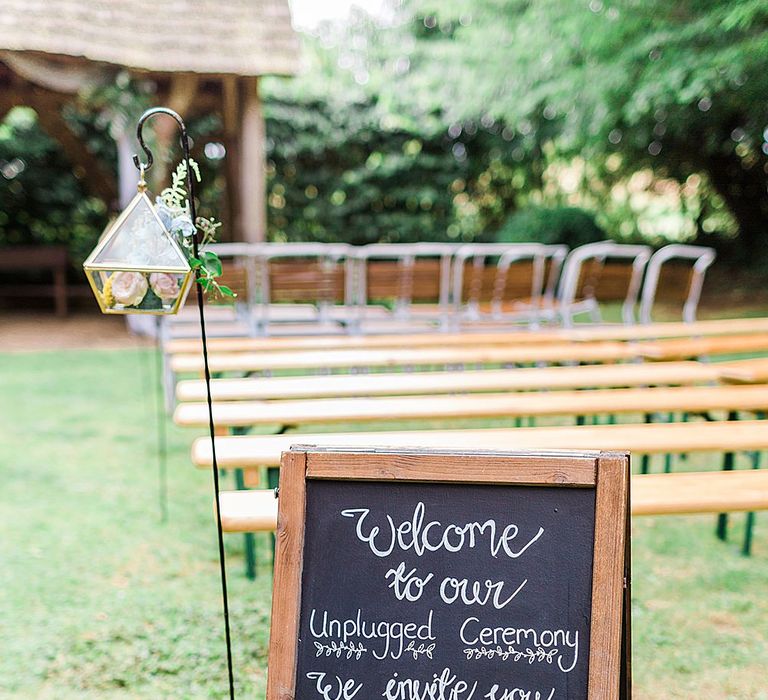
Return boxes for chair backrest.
[208,243,353,333]
[351,243,458,321]
[249,243,351,306]
[557,241,652,325]
[451,243,568,324]
[639,244,716,323]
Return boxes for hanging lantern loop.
[137,163,147,193]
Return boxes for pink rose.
[149,273,180,302]
[111,271,148,307]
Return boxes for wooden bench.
[168,333,768,375]
[217,470,768,533]
[164,316,768,355]
[175,359,722,402]
[0,245,68,316]
[191,419,768,469]
[640,333,768,360]
[715,357,768,384]
[173,382,768,429]
[169,340,642,374]
[206,418,768,576]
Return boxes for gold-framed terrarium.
[83,191,194,315]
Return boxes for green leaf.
[200,251,223,277]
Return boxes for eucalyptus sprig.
[156,159,234,299]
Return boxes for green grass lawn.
[1,347,767,698]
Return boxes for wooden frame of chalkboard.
[267,446,630,700]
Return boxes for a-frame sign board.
[268,447,631,699]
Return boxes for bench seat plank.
[170,341,642,374]
[638,333,768,360]
[176,360,720,402]
[174,383,768,428]
[191,419,768,468]
[717,357,768,385]
[169,334,768,375]
[217,470,768,532]
[218,490,278,532]
[167,329,567,354]
[632,470,768,515]
[166,317,768,354]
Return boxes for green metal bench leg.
[742,450,761,556]
[235,467,257,581]
[743,411,765,556]
[230,426,257,580]
[268,465,280,560]
[663,412,674,473]
[680,412,689,461]
[641,413,653,475]
[716,410,739,541]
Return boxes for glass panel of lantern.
[83,192,194,314]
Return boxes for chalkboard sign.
[268,447,630,700]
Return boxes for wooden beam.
[222,76,242,243]
[151,74,200,190]
[239,76,266,243]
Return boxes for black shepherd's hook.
[132,106,236,700]
[132,107,200,252]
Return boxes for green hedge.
[264,96,523,245]
[496,206,606,248]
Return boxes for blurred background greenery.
[1,0,767,265]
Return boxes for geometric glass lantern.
[83,190,194,315]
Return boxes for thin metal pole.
[135,107,236,700]
[155,317,168,523]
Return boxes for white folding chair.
[450,243,568,329]
[246,243,352,335]
[556,241,651,326]
[349,243,459,333]
[639,244,716,324]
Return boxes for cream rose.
[149,273,181,302]
[111,271,148,307]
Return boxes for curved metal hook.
[131,106,190,172]
[131,106,199,250]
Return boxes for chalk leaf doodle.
[314,641,368,660]
[464,645,560,664]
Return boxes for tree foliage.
[0,108,108,264]
[404,0,768,257]
[261,23,539,244]
[4,2,767,262]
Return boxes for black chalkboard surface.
[268,447,630,700]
